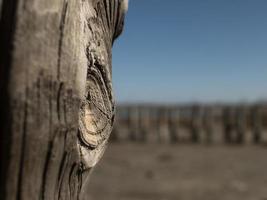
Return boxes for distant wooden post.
[128,106,140,141]
[114,105,131,142]
[168,106,180,143]
[251,105,263,144]
[157,106,170,143]
[190,105,201,143]
[0,0,128,199]
[235,106,246,144]
[147,106,159,142]
[139,105,151,142]
[223,106,235,143]
[203,106,213,144]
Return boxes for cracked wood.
[0,0,128,199]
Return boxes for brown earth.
[87,143,267,200]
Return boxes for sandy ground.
[86,143,267,200]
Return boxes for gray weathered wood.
[0,0,128,199]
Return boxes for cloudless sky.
[112,0,267,103]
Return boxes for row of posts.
[111,104,267,144]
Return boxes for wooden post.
[168,106,180,143]
[251,105,263,144]
[223,106,235,144]
[0,0,128,199]
[202,106,213,144]
[235,106,246,144]
[157,106,170,143]
[112,105,130,142]
[190,105,201,143]
[128,106,140,141]
[146,106,159,143]
[139,105,151,142]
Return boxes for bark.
[0,0,127,199]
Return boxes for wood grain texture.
[0,0,127,199]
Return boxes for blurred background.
[88,1,267,199]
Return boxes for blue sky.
[112,0,267,103]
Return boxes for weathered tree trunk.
[0,0,128,199]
